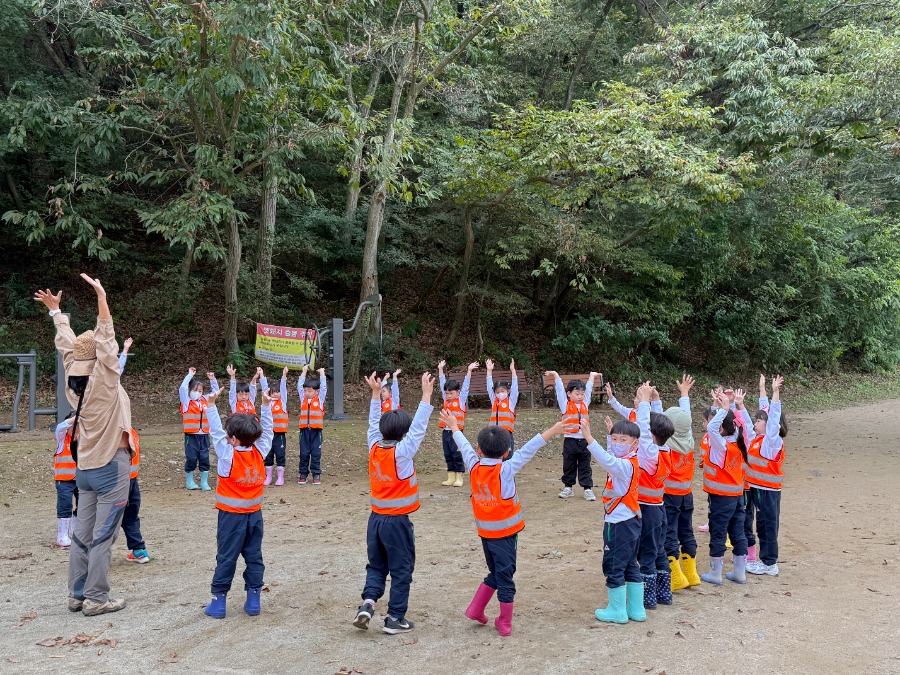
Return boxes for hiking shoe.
[126,549,150,564]
[747,561,779,576]
[353,602,375,630]
[67,597,84,612]
[312,476,321,485]
[558,487,573,499]
[298,476,308,485]
[584,489,597,501]
[82,597,126,616]
[383,616,414,634]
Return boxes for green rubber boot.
[625,582,647,622]
[595,585,628,624]
[186,471,199,490]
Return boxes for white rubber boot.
[57,518,72,547]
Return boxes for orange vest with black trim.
[215,447,265,513]
[665,446,695,495]
[745,436,785,490]
[602,455,641,518]
[638,449,670,504]
[490,398,516,433]
[369,443,420,515]
[298,397,324,429]
[703,439,745,496]
[438,398,466,431]
[129,428,141,479]
[181,398,210,434]
[562,400,589,435]
[54,428,76,481]
[271,398,289,433]
[470,462,524,538]
[234,399,256,415]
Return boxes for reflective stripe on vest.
[54,429,76,481]
[745,436,784,489]
[665,449,695,495]
[272,400,289,432]
[182,399,210,434]
[602,456,641,517]
[489,400,516,432]
[702,464,744,496]
[562,401,589,435]
[215,494,264,509]
[369,443,420,515]
[298,398,324,429]
[470,462,525,539]
[638,451,670,505]
[438,399,467,431]
[475,512,524,533]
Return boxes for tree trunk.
[223,212,242,354]
[344,64,384,238]
[257,159,277,313]
[446,205,476,346]
[411,264,450,314]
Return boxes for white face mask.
[609,442,633,458]
[496,392,508,401]
[189,391,202,401]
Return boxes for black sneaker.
[353,602,374,630]
[383,616,414,634]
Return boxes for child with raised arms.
[545,370,600,501]
[437,360,477,487]
[485,358,519,455]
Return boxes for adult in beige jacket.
[35,274,136,617]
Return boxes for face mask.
[189,391,202,401]
[496,392,508,401]
[68,375,89,397]
[609,442,633,458]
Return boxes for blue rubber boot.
[625,582,647,622]
[656,569,673,605]
[204,593,226,619]
[186,472,199,490]
[643,574,657,610]
[726,554,748,584]
[595,585,628,624]
[200,471,211,491]
[245,587,261,616]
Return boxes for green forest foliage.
[1,0,899,379]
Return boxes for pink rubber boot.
[747,544,758,562]
[465,583,495,624]
[275,467,285,486]
[263,466,273,486]
[495,602,513,637]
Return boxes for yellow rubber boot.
[441,472,456,486]
[680,553,702,587]
[726,534,733,549]
[669,555,689,592]
[453,472,465,487]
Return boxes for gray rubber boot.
[726,554,748,584]
[701,556,724,585]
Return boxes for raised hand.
[207,387,223,403]
[188,367,197,377]
[226,364,236,379]
[759,373,767,397]
[544,370,558,380]
[123,337,133,353]
[261,388,272,406]
[605,415,614,434]
[439,408,459,432]
[636,380,653,403]
[677,374,695,396]
[485,359,494,372]
[589,371,600,382]
[734,388,746,408]
[383,371,391,382]
[256,367,264,379]
[364,371,382,394]
[317,367,326,377]
[301,364,309,375]
[467,361,479,373]
[34,288,62,311]
[604,382,614,400]
[393,368,401,378]
[650,385,660,401]
[79,273,106,296]
[421,371,435,400]
[282,366,289,378]
[509,358,516,372]
[580,417,594,443]
[206,371,215,381]
[437,360,446,373]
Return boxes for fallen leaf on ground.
[0,552,32,560]
[15,611,38,627]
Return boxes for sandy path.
[0,400,898,674]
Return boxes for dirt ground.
[0,399,899,675]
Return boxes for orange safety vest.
[638,449,671,504]
[54,428,76,481]
[703,439,745,496]
[215,447,265,513]
[489,398,516,433]
[234,399,256,415]
[129,428,141,479]
[745,435,785,490]
[298,397,324,429]
[629,409,637,423]
[470,462,524,538]
[381,398,399,414]
[665,447,695,495]
[271,399,289,433]
[602,455,641,518]
[369,443,420,515]
[181,397,210,434]
[438,398,467,431]
[562,400,589,435]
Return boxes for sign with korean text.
[255,323,317,369]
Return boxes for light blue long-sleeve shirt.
[279,377,288,406]
[382,377,400,410]
[367,398,434,480]
[706,407,738,469]
[117,353,129,376]
[208,403,274,478]
[454,429,544,499]
[587,437,638,523]
[635,401,659,474]
[555,376,593,438]
[486,372,519,411]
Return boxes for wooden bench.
[444,369,535,408]
[539,373,606,408]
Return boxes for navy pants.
[298,428,322,477]
[743,490,757,547]
[184,433,210,472]
[707,493,748,558]
[265,432,287,468]
[664,493,697,558]
[481,534,518,602]
[120,477,145,551]
[55,480,78,518]
[211,509,265,594]
[751,487,781,565]
[442,429,464,473]
[602,517,643,588]
[362,512,415,619]
[561,437,593,488]
[638,503,668,575]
